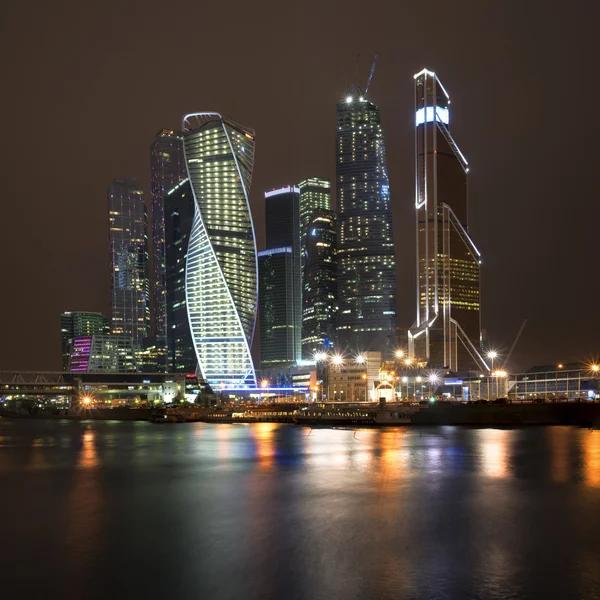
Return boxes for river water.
[1,419,600,599]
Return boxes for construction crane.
[364,52,378,96]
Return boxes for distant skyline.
[1,0,598,372]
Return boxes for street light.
[395,350,405,359]
[260,379,269,388]
[591,364,600,373]
[487,350,498,372]
[314,352,327,362]
[331,354,344,366]
[355,354,366,365]
[404,358,413,367]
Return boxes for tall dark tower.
[150,129,187,367]
[335,93,397,353]
[408,69,488,372]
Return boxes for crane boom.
[364,52,378,95]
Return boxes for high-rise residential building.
[150,129,187,367]
[258,247,297,367]
[264,186,302,362]
[60,311,110,370]
[335,94,397,352]
[301,209,337,358]
[298,177,331,265]
[164,179,197,373]
[108,178,150,348]
[69,335,137,373]
[182,112,258,388]
[408,69,487,372]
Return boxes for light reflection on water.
[1,420,600,599]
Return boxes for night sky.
[1,0,598,372]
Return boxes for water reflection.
[479,429,510,479]
[583,431,600,487]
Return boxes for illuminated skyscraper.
[335,94,397,352]
[150,129,186,366]
[408,69,487,372]
[182,113,257,388]
[298,177,331,265]
[60,311,110,370]
[108,178,150,348]
[264,186,302,362]
[302,208,337,357]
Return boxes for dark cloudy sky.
[1,0,598,372]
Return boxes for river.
[1,419,600,599]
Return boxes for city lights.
[355,354,366,365]
[260,379,269,388]
[395,349,405,358]
[313,352,327,362]
[331,354,344,366]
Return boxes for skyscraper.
[302,208,337,358]
[108,178,150,348]
[264,186,302,362]
[150,129,187,366]
[408,69,487,372]
[298,177,331,265]
[335,94,397,352]
[258,247,297,367]
[164,179,196,373]
[60,311,110,370]
[69,335,137,373]
[182,112,257,388]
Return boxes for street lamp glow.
[345,95,353,103]
[313,352,327,362]
[331,354,344,366]
[260,379,269,388]
[81,396,92,406]
[395,350,405,358]
[355,354,366,365]
[494,370,507,378]
[416,376,422,383]
[591,364,600,373]
[428,374,440,384]
[487,351,498,360]
[404,358,412,366]
[402,376,408,383]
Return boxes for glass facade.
[301,209,337,358]
[60,311,110,370]
[408,70,486,372]
[164,179,197,373]
[183,113,257,388]
[150,129,187,368]
[298,177,331,267]
[264,186,302,362]
[108,178,150,349]
[258,248,297,367]
[335,96,397,352]
[69,335,137,373]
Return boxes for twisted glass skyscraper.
[336,94,397,352]
[408,69,487,372]
[182,113,258,388]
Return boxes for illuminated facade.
[69,335,137,373]
[408,69,487,372]
[150,129,186,367]
[60,311,110,370]
[301,209,337,357]
[108,178,150,348]
[164,179,196,373]
[182,113,257,388]
[298,177,331,266]
[336,95,397,352]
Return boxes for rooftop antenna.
[364,52,378,96]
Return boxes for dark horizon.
[1,0,598,372]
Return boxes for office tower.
[335,94,397,352]
[264,186,302,362]
[301,209,337,357]
[108,178,150,348]
[258,248,297,367]
[164,179,196,373]
[150,129,187,367]
[182,112,257,388]
[69,335,137,373]
[60,311,110,370]
[408,69,486,372]
[298,177,331,264]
